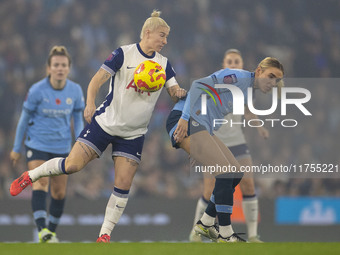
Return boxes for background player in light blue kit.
[10,46,85,243]
[167,57,284,242]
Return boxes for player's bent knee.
[51,190,66,200]
[65,163,82,174]
[114,177,133,190]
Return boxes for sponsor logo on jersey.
[42,108,71,116]
[126,79,151,96]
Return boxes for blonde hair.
[47,45,71,66]
[140,10,170,39]
[257,57,284,74]
[257,57,285,97]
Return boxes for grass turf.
[1,242,340,255]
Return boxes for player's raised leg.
[10,141,97,196]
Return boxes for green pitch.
[1,242,340,255]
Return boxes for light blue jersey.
[13,77,85,154]
[177,68,254,134]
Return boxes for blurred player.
[10,46,85,243]
[167,57,284,242]
[10,10,186,243]
[189,49,267,243]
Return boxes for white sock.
[99,192,128,236]
[219,225,234,238]
[200,212,215,227]
[28,158,64,182]
[242,197,259,238]
[193,197,209,227]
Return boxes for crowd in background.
[1,0,340,200]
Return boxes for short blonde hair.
[140,10,170,40]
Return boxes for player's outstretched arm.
[84,68,111,123]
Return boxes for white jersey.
[213,114,246,147]
[95,43,177,139]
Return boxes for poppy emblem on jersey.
[223,74,238,84]
[55,98,61,105]
[198,82,222,106]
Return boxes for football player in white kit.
[10,10,186,243]
[189,49,268,243]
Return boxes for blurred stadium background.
[0,0,340,242]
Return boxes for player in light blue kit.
[189,49,269,243]
[166,57,284,242]
[10,46,85,242]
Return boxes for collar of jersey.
[136,43,156,59]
